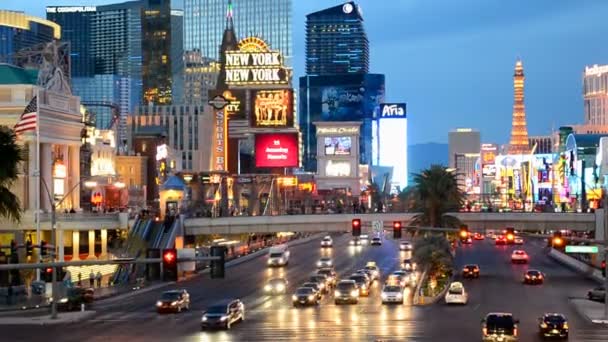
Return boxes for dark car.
[587,286,606,302]
[524,270,544,285]
[56,287,95,311]
[481,312,519,342]
[538,313,568,339]
[201,299,245,330]
[310,274,331,291]
[292,287,319,307]
[302,282,323,299]
[462,264,480,279]
[371,237,382,246]
[156,289,191,313]
[264,278,288,295]
[348,274,371,296]
[317,268,337,286]
[334,280,358,304]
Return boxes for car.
[473,232,484,240]
[481,312,519,341]
[320,235,333,247]
[538,313,568,339]
[462,237,473,244]
[524,269,544,285]
[371,236,382,246]
[310,274,331,291]
[349,238,361,246]
[360,234,369,242]
[264,278,288,294]
[514,237,524,245]
[487,232,495,240]
[317,268,337,286]
[156,289,190,313]
[316,257,333,268]
[445,282,468,305]
[334,280,359,304]
[56,287,95,312]
[401,259,416,271]
[348,274,371,296]
[292,287,319,307]
[399,241,413,251]
[393,270,415,286]
[587,286,606,302]
[511,250,529,264]
[302,282,323,298]
[381,285,404,304]
[462,264,480,278]
[364,262,381,280]
[201,299,245,330]
[386,274,406,288]
[495,235,507,245]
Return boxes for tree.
[408,165,464,228]
[413,234,453,277]
[0,126,23,222]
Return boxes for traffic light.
[505,227,515,243]
[393,221,402,239]
[43,267,53,282]
[40,240,47,257]
[210,246,226,279]
[459,225,469,240]
[602,260,606,277]
[26,240,33,257]
[162,248,178,282]
[9,240,17,256]
[551,231,564,248]
[352,219,361,237]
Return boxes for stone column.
[69,145,80,210]
[40,143,53,212]
[100,229,108,259]
[72,230,80,261]
[87,230,96,260]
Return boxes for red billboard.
[255,133,299,168]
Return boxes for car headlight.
[156,301,162,307]
[59,298,68,304]
[350,290,358,297]
[220,315,228,321]
[267,259,272,264]
[361,285,367,290]
[276,284,285,291]
[328,261,332,265]
[381,293,388,299]
[264,284,272,291]
[317,262,322,266]
[396,293,402,299]
[308,295,314,301]
[334,291,341,296]
[349,241,355,245]
[292,295,297,301]
[171,301,178,306]
[278,258,284,263]
[202,316,208,322]
[540,322,547,328]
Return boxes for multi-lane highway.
[3,232,608,341]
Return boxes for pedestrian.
[96,271,102,288]
[89,271,95,288]
[77,272,82,286]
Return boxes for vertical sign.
[214,109,227,171]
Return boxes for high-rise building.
[583,64,608,127]
[305,1,368,75]
[448,128,481,168]
[508,59,530,154]
[46,6,95,77]
[0,10,60,64]
[142,0,172,105]
[183,0,292,64]
[183,50,220,105]
[171,9,184,104]
[528,135,553,154]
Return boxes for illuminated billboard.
[324,137,352,156]
[325,160,351,177]
[225,37,288,86]
[378,103,406,119]
[251,89,293,127]
[255,133,299,168]
[481,143,498,177]
[378,117,407,189]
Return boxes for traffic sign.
[372,220,383,232]
[565,245,599,254]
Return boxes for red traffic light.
[45,267,53,273]
[163,251,176,263]
[352,219,361,227]
[393,221,402,229]
[601,260,605,268]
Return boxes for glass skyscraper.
[305,1,369,75]
[0,10,60,65]
[142,0,172,105]
[171,10,184,104]
[184,0,292,64]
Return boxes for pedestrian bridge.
[184,211,603,237]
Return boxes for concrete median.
[547,248,604,284]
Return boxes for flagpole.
[35,87,41,281]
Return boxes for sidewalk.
[0,310,96,325]
[571,298,608,324]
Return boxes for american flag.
[14,96,37,134]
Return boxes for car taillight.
[538,275,543,279]
[482,327,487,336]
[525,274,530,279]
[513,327,518,336]
[563,322,568,329]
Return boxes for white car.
[381,285,404,304]
[316,257,333,268]
[364,263,380,281]
[320,236,333,247]
[511,250,529,263]
[399,241,413,251]
[444,282,468,305]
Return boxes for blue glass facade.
[0,11,59,64]
[299,73,385,171]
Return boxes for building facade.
[305,2,368,75]
[46,6,95,78]
[448,128,481,168]
[528,135,553,154]
[183,50,220,105]
[171,9,184,104]
[142,0,172,105]
[183,0,292,65]
[583,64,608,127]
[0,11,60,65]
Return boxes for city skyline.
[5,0,608,145]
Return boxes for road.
[3,233,608,341]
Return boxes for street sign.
[565,245,599,254]
[208,95,229,110]
[372,220,383,233]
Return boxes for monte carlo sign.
[225,37,289,86]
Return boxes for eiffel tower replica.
[508,59,531,154]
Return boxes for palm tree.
[0,126,23,222]
[409,165,464,228]
[412,234,453,276]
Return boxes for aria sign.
[379,103,407,118]
[225,37,288,86]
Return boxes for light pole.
[39,177,98,319]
